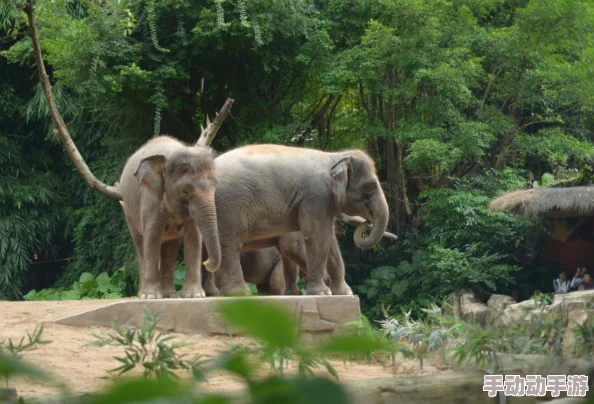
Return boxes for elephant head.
[330,151,390,250]
[134,147,221,272]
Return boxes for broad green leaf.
[293,377,351,404]
[218,300,298,349]
[79,272,95,283]
[194,394,231,404]
[88,376,189,404]
[62,289,81,300]
[318,333,389,356]
[213,350,253,380]
[390,280,409,297]
[96,272,112,293]
[0,352,50,381]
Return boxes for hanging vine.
[215,0,225,30]
[145,0,169,53]
[151,86,166,137]
[251,16,263,46]
[212,0,263,45]
[237,0,248,23]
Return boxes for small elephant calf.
[118,136,221,299]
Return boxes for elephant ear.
[330,156,352,213]
[134,154,167,200]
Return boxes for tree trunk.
[23,0,122,201]
[310,95,336,129]
[385,66,411,236]
[196,98,235,147]
[493,103,519,169]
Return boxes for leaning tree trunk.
[196,98,234,147]
[23,0,122,200]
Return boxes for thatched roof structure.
[488,186,594,217]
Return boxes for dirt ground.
[0,299,449,399]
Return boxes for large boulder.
[557,290,594,354]
[458,291,488,327]
[445,290,478,318]
[460,303,488,327]
[486,294,514,325]
[500,299,543,328]
[459,290,477,306]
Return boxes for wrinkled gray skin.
[210,144,390,296]
[204,214,398,295]
[118,136,221,299]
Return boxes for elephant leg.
[215,244,250,296]
[204,270,220,296]
[279,257,300,295]
[160,238,182,298]
[122,205,145,297]
[301,223,333,296]
[125,219,145,297]
[327,235,352,295]
[268,259,286,295]
[181,225,206,298]
[200,245,220,296]
[278,232,307,294]
[140,219,165,299]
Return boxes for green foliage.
[87,307,205,379]
[82,300,398,403]
[2,0,594,316]
[1,299,592,402]
[219,299,299,349]
[571,302,594,360]
[0,351,52,389]
[358,168,542,320]
[0,324,52,388]
[24,270,127,301]
[0,324,51,360]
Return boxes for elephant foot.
[283,286,302,296]
[330,281,353,296]
[138,281,163,299]
[161,287,178,299]
[181,282,206,298]
[219,281,251,297]
[204,285,220,297]
[306,281,332,296]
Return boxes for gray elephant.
[118,136,221,299]
[211,144,390,296]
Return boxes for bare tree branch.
[22,0,122,201]
[196,98,235,147]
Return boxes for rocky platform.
[55,295,361,340]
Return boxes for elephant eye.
[180,186,194,199]
[361,181,377,194]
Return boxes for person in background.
[570,267,585,291]
[553,270,570,294]
[578,272,594,291]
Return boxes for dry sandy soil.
[0,299,448,400]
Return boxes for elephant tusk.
[203,259,210,266]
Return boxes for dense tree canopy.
[2,0,594,318]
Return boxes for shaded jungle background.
[2,0,594,320]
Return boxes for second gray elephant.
[211,144,390,296]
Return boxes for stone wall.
[449,290,594,356]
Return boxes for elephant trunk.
[192,202,221,272]
[353,192,389,250]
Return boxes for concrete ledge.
[54,296,361,339]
